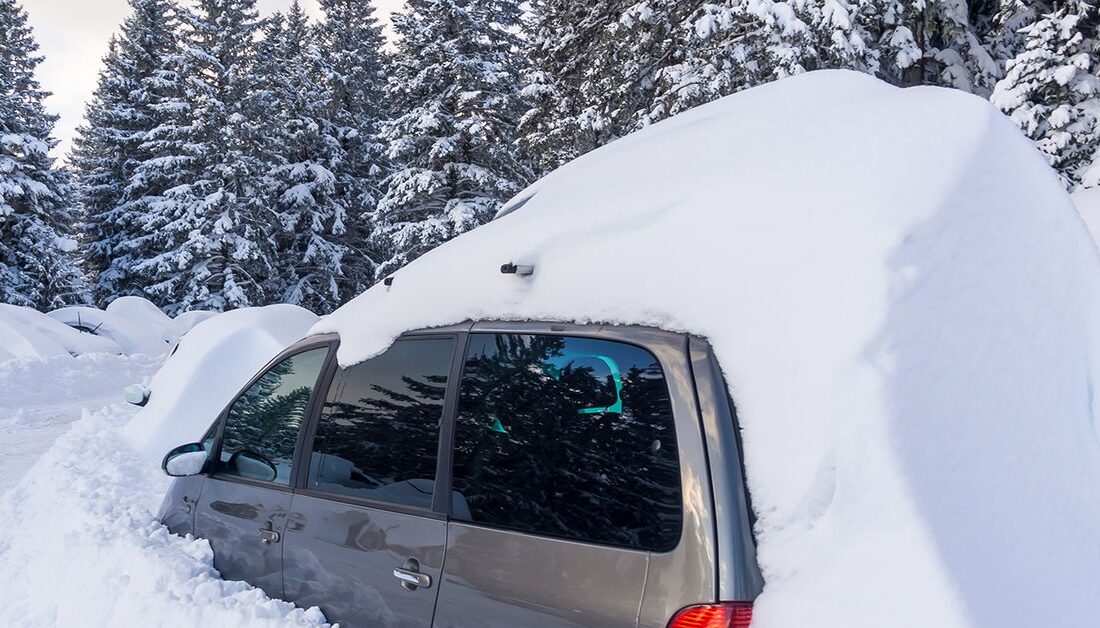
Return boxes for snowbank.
[123,304,319,460]
[0,303,122,361]
[0,402,329,627]
[314,70,1100,626]
[49,306,170,355]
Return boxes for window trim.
[446,329,686,552]
[294,332,464,519]
[207,337,339,491]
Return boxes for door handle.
[393,567,431,589]
[258,527,281,545]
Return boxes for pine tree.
[992,3,1100,189]
[312,0,390,296]
[255,2,362,313]
[70,0,180,303]
[0,0,86,309]
[374,0,532,278]
[128,0,272,313]
[649,0,879,128]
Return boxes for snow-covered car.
[154,71,1100,628]
[48,305,170,356]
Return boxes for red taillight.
[668,602,753,628]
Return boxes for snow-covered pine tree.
[992,3,1100,189]
[374,0,533,278]
[311,0,391,296]
[254,2,362,313]
[0,0,86,308]
[867,0,1001,95]
[129,0,272,313]
[649,0,879,126]
[70,0,180,303]
[520,0,713,175]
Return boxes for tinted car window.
[218,347,328,485]
[308,338,455,509]
[452,333,682,550]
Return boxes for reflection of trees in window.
[222,351,323,473]
[453,334,682,551]
[310,339,453,496]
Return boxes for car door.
[282,335,460,627]
[433,331,685,627]
[193,344,332,600]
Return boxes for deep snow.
[0,306,330,626]
[315,70,1100,626]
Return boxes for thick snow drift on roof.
[0,304,122,361]
[123,304,319,460]
[315,70,1100,626]
[49,306,170,356]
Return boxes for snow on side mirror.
[162,443,208,477]
[124,384,150,407]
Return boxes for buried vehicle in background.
[158,321,762,627]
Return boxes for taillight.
[667,602,753,628]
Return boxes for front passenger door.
[194,346,330,599]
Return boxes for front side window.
[452,334,682,551]
[308,338,455,509]
[218,347,329,485]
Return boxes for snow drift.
[124,304,319,460]
[0,303,122,361]
[314,70,1100,626]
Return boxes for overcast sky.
[23,0,403,158]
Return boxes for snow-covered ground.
[0,353,163,492]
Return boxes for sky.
[23,0,403,159]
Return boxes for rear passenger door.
[435,333,683,628]
[193,345,331,600]
[282,336,458,627]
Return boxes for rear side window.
[307,338,455,509]
[451,333,682,551]
[219,347,329,485]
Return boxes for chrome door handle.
[393,567,431,589]
[258,528,281,544]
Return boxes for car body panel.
[283,493,447,627]
[193,476,293,599]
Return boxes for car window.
[451,333,682,551]
[218,347,329,485]
[307,338,455,509]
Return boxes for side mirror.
[162,442,208,477]
[227,450,278,483]
[125,384,151,407]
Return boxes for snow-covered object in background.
[106,296,177,341]
[49,306,169,356]
[123,304,319,460]
[171,309,218,337]
[0,402,330,627]
[0,304,121,361]
[314,70,1100,627]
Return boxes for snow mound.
[314,70,1100,626]
[124,304,319,460]
[49,306,170,356]
[171,309,219,336]
[0,304,122,361]
[0,403,329,627]
[106,296,179,343]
